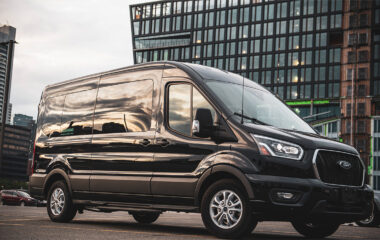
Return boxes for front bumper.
[246,174,374,223]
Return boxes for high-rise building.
[0,25,16,123]
[13,113,34,129]
[130,0,380,189]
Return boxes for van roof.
[42,61,265,98]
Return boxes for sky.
[0,0,156,119]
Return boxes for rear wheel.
[47,180,77,222]
[292,221,340,238]
[201,179,257,239]
[131,211,160,224]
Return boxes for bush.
[0,178,28,191]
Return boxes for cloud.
[0,0,156,119]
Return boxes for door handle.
[139,139,150,146]
[157,138,170,147]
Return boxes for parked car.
[0,190,37,206]
[356,191,380,227]
[29,62,373,239]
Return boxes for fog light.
[276,192,294,200]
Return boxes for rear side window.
[42,95,65,137]
[60,89,97,136]
[93,80,153,134]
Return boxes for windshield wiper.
[233,112,269,126]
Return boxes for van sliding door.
[89,75,158,203]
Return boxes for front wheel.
[47,180,77,222]
[356,210,380,227]
[131,211,160,224]
[201,179,257,239]
[292,221,340,238]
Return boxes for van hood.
[243,123,358,155]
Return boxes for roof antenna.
[241,76,245,124]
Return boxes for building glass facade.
[130,0,380,189]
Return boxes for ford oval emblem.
[337,160,352,170]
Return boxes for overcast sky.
[0,0,156,119]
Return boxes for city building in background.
[13,113,35,129]
[130,0,380,189]
[0,124,31,181]
[0,25,16,124]
[6,103,11,124]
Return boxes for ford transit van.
[29,62,373,238]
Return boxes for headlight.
[252,134,304,160]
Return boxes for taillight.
[29,141,36,176]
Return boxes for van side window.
[93,80,153,134]
[42,95,65,137]
[168,83,216,137]
[60,89,97,136]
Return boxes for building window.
[347,85,352,97]
[358,68,368,80]
[289,19,300,33]
[303,0,314,15]
[359,33,368,45]
[357,120,366,133]
[347,69,353,80]
[359,14,368,27]
[346,120,351,133]
[358,85,366,96]
[349,15,357,28]
[290,0,301,16]
[358,51,368,62]
[330,14,342,29]
[357,103,365,115]
[347,103,352,116]
[347,52,356,63]
[350,0,358,11]
[331,0,343,11]
[348,33,357,46]
[356,139,366,153]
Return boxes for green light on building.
[286,100,330,106]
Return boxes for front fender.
[194,151,259,204]
[195,150,259,175]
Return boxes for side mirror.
[192,108,213,138]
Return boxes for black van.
[29,62,373,238]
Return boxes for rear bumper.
[246,174,374,223]
[29,174,46,200]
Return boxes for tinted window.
[168,84,192,135]
[60,89,97,136]
[93,80,153,134]
[168,83,216,137]
[42,95,65,137]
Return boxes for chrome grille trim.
[312,149,365,188]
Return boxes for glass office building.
[130,0,380,189]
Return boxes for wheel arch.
[43,168,72,198]
[195,164,254,207]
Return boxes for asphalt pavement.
[0,205,379,240]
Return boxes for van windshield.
[204,80,315,134]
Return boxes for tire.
[47,180,77,222]
[292,221,340,238]
[356,209,380,227]
[131,211,160,224]
[20,201,25,207]
[201,179,257,239]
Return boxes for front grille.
[314,150,364,186]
